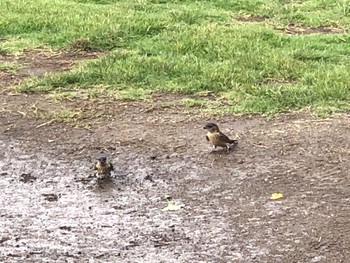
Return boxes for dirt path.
[1,51,350,262]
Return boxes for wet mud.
[1,108,350,262]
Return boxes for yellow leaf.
[163,201,185,211]
[270,192,284,200]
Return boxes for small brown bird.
[203,122,238,152]
[95,155,114,179]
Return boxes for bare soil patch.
[1,51,350,262]
[0,50,99,92]
[281,24,344,35]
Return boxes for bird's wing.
[109,162,114,171]
[206,135,210,141]
[219,131,233,143]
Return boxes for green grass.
[182,98,209,108]
[1,0,350,114]
[51,108,81,123]
[0,61,21,72]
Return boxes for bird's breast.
[96,163,112,174]
[207,132,227,147]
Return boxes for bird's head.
[97,155,107,163]
[203,122,219,132]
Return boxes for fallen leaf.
[163,201,185,211]
[270,192,284,200]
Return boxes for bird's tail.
[229,139,238,145]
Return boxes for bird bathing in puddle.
[94,154,114,180]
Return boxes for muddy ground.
[1,52,350,263]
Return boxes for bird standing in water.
[95,155,114,179]
[203,122,238,152]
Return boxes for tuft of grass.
[3,0,350,114]
[182,98,208,108]
[51,109,81,123]
[115,88,151,100]
[0,61,21,72]
[47,90,80,101]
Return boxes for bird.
[203,122,238,152]
[94,155,114,179]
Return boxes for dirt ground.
[1,52,350,263]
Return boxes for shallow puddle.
[1,114,350,262]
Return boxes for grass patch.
[50,109,81,123]
[47,90,80,101]
[182,98,211,108]
[0,61,21,72]
[3,0,350,114]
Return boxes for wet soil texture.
[1,106,350,263]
